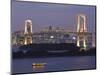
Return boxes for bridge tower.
[76,14,88,50]
[24,19,33,45]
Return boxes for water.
[12,56,96,74]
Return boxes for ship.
[19,43,80,53]
[12,43,96,58]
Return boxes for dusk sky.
[11,1,96,32]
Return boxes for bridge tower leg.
[24,19,33,45]
[77,14,87,50]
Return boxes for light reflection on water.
[12,56,96,74]
[32,66,45,72]
[32,63,46,72]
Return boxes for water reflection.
[70,56,96,69]
[32,63,46,72]
[12,56,96,73]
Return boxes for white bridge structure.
[24,19,33,45]
[12,14,95,50]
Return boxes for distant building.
[32,30,74,44]
[12,31,25,45]
[12,25,76,45]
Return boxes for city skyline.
[11,1,96,33]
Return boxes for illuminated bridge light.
[50,36,54,39]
